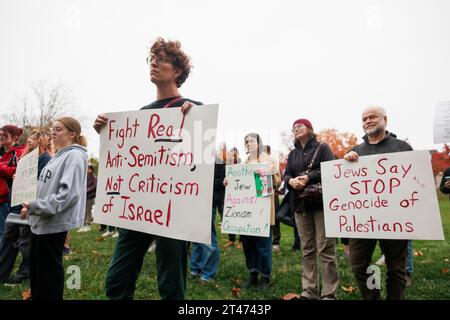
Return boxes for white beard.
[364,126,381,135]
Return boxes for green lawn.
[1,198,449,300]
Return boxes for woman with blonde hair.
[20,117,88,300]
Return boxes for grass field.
[1,197,449,300]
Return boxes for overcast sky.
[1,0,449,159]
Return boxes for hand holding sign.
[254,166,276,176]
[221,163,272,237]
[93,114,109,134]
[344,151,359,162]
[11,148,38,207]
[94,102,194,135]
[322,151,444,240]
[180,101,193,114]
[20,203,29,220]
[93,105,219,244]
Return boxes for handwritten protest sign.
[434,101,450,144]
[93,105,218,244]
[11,148,38,207]
[322,151,444,240]
[221,163,272,237]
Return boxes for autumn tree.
[280,128,358,159]
[316,129,358,159]
[431,144,450,175]
[277,127,358,177]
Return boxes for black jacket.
[440,167,450,195]
[141,97,202,110]
[352,131,413,156]
[87,173,97,199]
[284,137,335,213]
[213,157,225,209]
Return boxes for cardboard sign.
[434,101,450,144]
[93,105,219,244]
[221,163,272,237]
[322,151,444,240]
[11,148,38,207]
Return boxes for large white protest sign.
[221,163,272,237]
[434,101,450,144]
[322,151,444,240]
[93,105,218,244]
[11,148,38,207]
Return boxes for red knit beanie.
[292,119,313,131]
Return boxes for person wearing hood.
[344,106,413,300]
[20,117,88,300]
[284,119,339,300]
[0,125,26,241]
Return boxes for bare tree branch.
[1,80,80,143]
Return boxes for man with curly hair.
[94,37,202,300]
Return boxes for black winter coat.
[284,137,335,213]
[213,157,225,210]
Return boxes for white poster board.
[434,101,450,144]
[221,163,272,237]
[11,148,38,207]
[93,105,219,244]
[322,150,444,240]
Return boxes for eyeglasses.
[292,124,306,132]
[146,54,172,65]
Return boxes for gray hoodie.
[28,144,88,235]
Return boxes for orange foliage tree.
[279,128,358,160]
[316,129,358,159]
[431,144,450,175]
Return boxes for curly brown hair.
[150,37,191,88]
